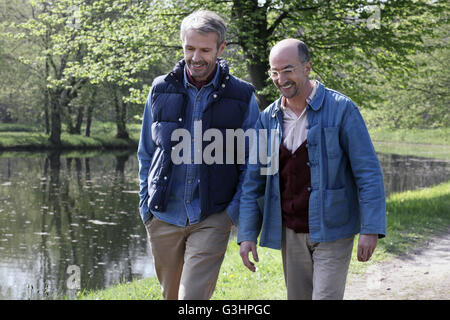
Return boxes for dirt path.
[344,229,450,300]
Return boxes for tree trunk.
[247,61,272,109]
[232,0,272,109]
[66,103,76,134]
[84,88,96,137]
[84,104,93,137]
[44,57,50,134]
[43,99,50,135]
[74,106,84,134]
[113,88,129,139]
[64,81,86,134]
[48,91,62,146]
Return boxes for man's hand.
[357,234,378,262]
[240,241,259,272]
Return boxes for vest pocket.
[323,187,350,228]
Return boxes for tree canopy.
[1,0,448,144]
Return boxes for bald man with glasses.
[238,39,386,300]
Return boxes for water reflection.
[0,151,448,300]
[0,151,154,300]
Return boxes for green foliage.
[1,0,448,139]
[266,0,447,109]
[63,0,182,104]
[0,0,43,124]
[362,22,450,129]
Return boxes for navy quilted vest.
[148,59,254,219]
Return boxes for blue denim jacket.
[237,81,386,249]
[138,64,260,226]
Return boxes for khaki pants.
[145,210,232,300]
[281,227,354,300]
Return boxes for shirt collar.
[281,80,318,111]
[183,62,220,90]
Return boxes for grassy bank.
[0,122,141,151]
[78,181,450,300]
[1,124,448,157]
[369,127,450,159]
[369,127,449,145]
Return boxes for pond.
[0,150,448,300]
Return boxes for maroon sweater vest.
[279,140,311,233]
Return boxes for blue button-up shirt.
[138,63,260,226]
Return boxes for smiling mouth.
[280,83,293,89]
[190,62,206,70]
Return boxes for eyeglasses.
[268,64,303,80]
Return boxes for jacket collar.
[308,81,325,111]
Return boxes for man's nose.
[278,71,288,83]
[192,50,202,61]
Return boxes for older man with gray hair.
[137,10,259,300]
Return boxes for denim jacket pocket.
[323,187,350,228]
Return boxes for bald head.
[270,39,310,64]
[268,39,313,102]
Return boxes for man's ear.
[304,61,312,76]
[218,41,227,56]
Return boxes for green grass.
[0,123,40,132]
[212,242,286,300]
[78,181,450,300]
[369,127,450,159]
[372,141,450,160]
[0,122,141,150]
[0,131,51,149]
[77,241,287,300]
[369,127,449,145]
[1,124,448,156]
[381,181,450,255]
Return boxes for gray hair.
[180,10,226,48]
[297,41,310,63]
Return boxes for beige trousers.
[145,210,232,300]
[281,227,354,300]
